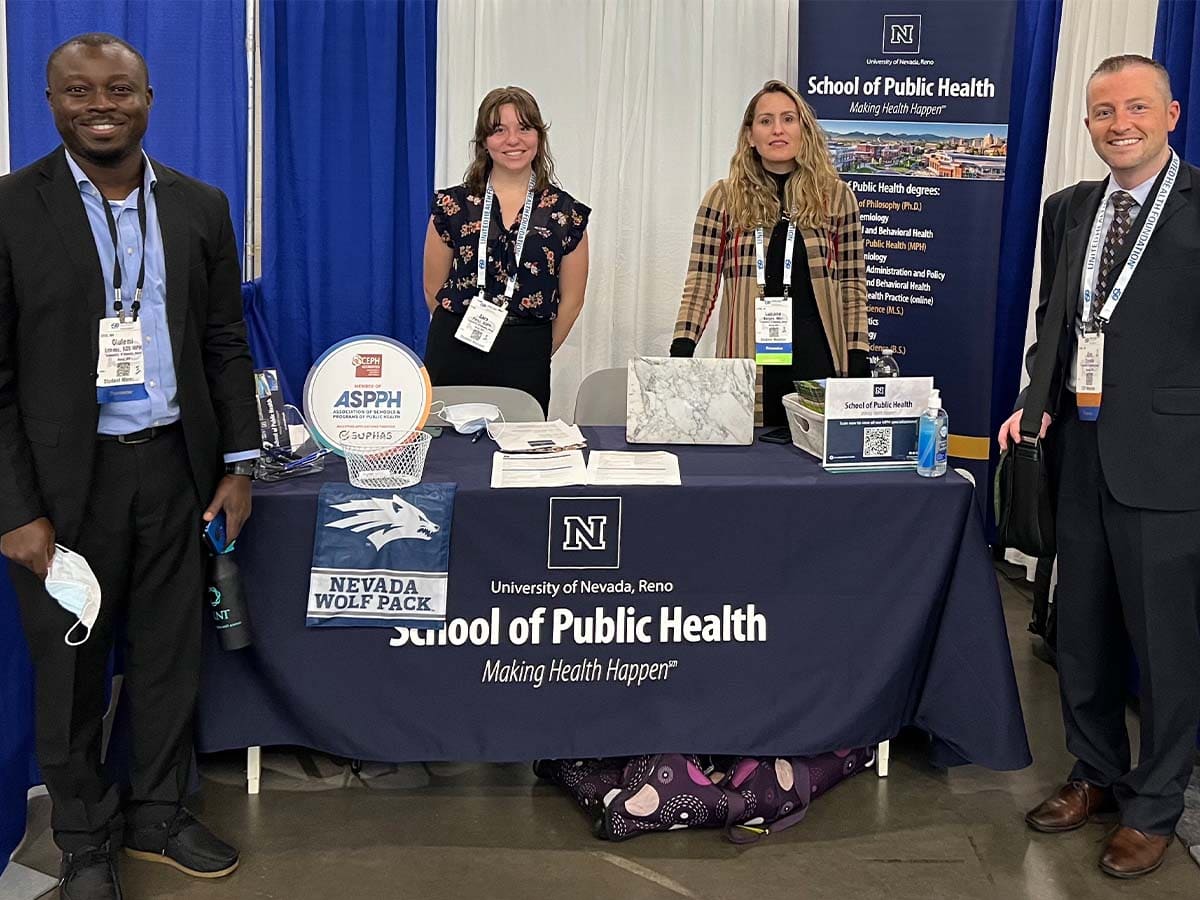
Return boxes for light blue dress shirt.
[67,150,258,462]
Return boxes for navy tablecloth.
[196,428,1030,770]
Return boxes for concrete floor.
[11,575,1199,899]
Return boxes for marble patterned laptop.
[626,357,755,445]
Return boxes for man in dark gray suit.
[0,34,259,899]
[1000,54,1200,879]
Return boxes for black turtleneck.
[759,171,836,426]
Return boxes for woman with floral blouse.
[422,86,590,413]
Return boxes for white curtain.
[0,0,9,176]
[1008,0,1157,576]
[436,0,797,420]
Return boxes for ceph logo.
[873,383,887,398]
[353,353,383,378]
[547,497,621,569]
[325,495,440,550]
[882,14,921,54]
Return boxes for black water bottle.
[208,551,253,650]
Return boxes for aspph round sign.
[303,336,431,455]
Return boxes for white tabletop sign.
[822,376,933,471]
[303,336,431,456]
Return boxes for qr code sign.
[862,426,892,458]
[115,362,132,379]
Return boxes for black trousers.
[11,428,204,851]
[1053,413,1200,835]
[424,305,553,414]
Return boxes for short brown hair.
[463,86,557,194]
[1088,54,1172,103]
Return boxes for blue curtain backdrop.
[259,0,437,403]
[1,0,246,872]
[0,576,35,872]
[989,0,1063,532]
[5,0,248,250]
[1155,0,1200,163]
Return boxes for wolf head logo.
[325,495,441,550]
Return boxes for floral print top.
[430,183,590,319]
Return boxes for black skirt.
[423,306,553,414]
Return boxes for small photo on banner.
[307,482,455,629]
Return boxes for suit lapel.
[35,151,107,329]
[1143,159,1192,237]
[1064,179,1105,305]
[1102,158,1188,277]
[150,161,191,369]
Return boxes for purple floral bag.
[720,746,875,843]
[537,746,874,843]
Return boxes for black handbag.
[995,426,1055,557]
[994,206,1080,561]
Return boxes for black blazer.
[0,148,259,542]
[1020,160,1200,512]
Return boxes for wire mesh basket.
[343,431,432,489]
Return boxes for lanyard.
[1081,151,1178,331]
[99,185,148,322]
[477,172,537,302]
[754,220,797,297]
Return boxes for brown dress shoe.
[1100,826,1171,878]
[1025,780,1115,833]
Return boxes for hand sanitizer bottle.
[872,348,900,377]
[917,389,948,477]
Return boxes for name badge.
[1075,331,1104,421]
[96,317,149,403]
[754,295,792,366]
[455,294,508,352]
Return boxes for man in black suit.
[1000,54,1200,879]
[0,34,259,899]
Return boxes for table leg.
[247,746,261,795]
[876,740,890,777]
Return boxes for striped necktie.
[1090,190,1136,329]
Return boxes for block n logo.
[562,515,609,551]
[548,497,622,569]
[882,15,922,54]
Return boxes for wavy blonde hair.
[725,80,839,231]
[464,86,558,194]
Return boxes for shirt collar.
[64,148,157,203]
[1103,163,1162,209]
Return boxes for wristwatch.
[224,459,257,479]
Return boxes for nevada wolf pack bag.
[307,482,456,629]
[537,747,874,843]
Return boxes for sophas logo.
[326,495,440,550]
[882,14,921,54]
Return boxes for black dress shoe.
[60,840,122,900]
[124,808,238,878]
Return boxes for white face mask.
[44,545,102,646]
[430,401,506,438]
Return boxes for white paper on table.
[490,420,586,453]
[490,450,587,488]
[585,451,681,486]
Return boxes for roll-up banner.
[798,0,1017,489]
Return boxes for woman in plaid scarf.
[670,80,869,426]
